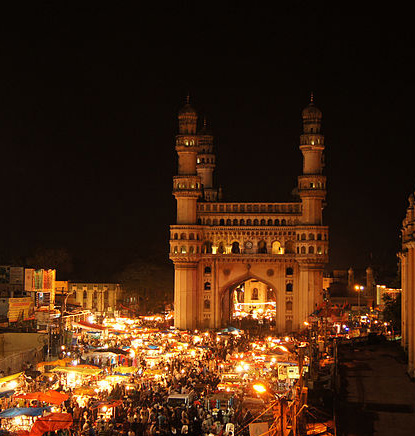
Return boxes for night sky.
[0,4,413,285]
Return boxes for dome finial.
[310,91,314,103]
[203,116,207,128]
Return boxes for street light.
[354,285,364,326]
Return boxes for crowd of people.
[1,324,290,436]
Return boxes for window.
[281,219,286,226]
[202,241,212,254]
[240,219,245,226]
[309,246,314,254]
[274,219,280,226]
[317,233,322,240]
[286,301,293,311]
[180,246,187,254]
[301,246,306,254]
[220,219,225,226]
[83,291,87,300]
[260,219,266,225]
[204,266,211,274]
[204,299,211,310]
[286,283,293,292]
[204,282,211,290]
[173,233,178,239]
[251,288,259,300]
[301,233,306,240]
[247,219,252,225]
[253,219,259,225]
[231,241,240,254]
[286,267,293,276]
[267,219,273,226]
[189,233,195,240]
[217,242,225,254]
[317,246,323,254]
[226,219,231,225]
[189,246,194,254]
[180,233,186,239]
[309,233,315,240]
[233,219,238,226]
[271,240,282,255]
[257,240,267,254]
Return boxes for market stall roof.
[113,366,138,375]
[73,387,97,396]
[29,412,73,436]
[0,372,23,384]
[37,358,71,368]
[94,347,129,355]
[73,320,107,331]
[51,366,102,376]
[14,390,69,405]
[0,407,51,418]
[91,400,123,409]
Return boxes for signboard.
[0,266,24,285]
[249,422,268,436]
[7,297,34,322]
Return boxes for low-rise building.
[67,282,120,315]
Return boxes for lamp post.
[354,285,364,326]
[253,382,285,436]
[60,290,75,350]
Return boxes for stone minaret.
[173,97,201,225]
[197,118,217,201]
[298,94,326,225]
[171,97,202,329]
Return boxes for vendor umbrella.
[29,412,73,436]
[14,390,69,405]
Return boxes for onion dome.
[302,92,322,121]
[179,95,197,117]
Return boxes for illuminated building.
[170,96,329,331]
[400,194,415,376]
[67,282,120,314]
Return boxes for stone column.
[174,262,198,330]
[407,244,415,376]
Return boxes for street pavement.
[337,339,415,436]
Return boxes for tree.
[382,293,401,333]
[116,256,173,314]
[26,248,73,278]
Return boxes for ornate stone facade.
[401,194,415,376]
[170,97,329,332]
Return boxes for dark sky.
[0,4,413,283]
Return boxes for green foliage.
[382,293,401,332]
[116,256,173,313]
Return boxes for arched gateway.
[170,96,329,333]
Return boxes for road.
[337,339,415,436]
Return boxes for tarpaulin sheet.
[91,400,123,409]
[14,390,69,404]
[0,407,51,418]
[113,366,137,374]
[0,372,23,384]
[73,320,107,331]
[51,366,102,375]
[37,358,71,368]
[30,412,73,436]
